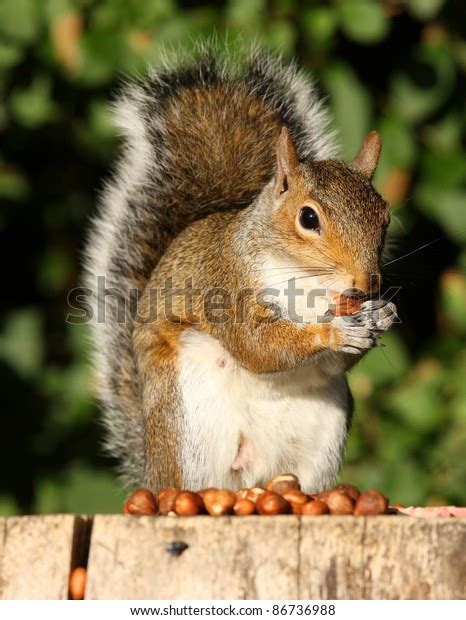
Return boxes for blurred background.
[1,0,465,515]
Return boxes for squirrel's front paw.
[333,300,398,355]
[355,300,399,331]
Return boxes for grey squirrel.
[84,47,397,493]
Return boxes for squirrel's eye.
[299,206,320,232]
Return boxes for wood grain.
[298,516,466,599]
[362,516,466,599]
[299,516,367,598]
[0,515,78,600]
[0,519,5,599]
[1,515,465,599]
[86,515,300,599]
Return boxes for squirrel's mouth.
[325,290,369,318]
[326,287,369,302]
[338,288,368,300]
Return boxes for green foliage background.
[1,0,465,515]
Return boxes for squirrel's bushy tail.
[84,45,338,486]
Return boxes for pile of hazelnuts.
[123,474,391,517]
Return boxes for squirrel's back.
[84,46,339,486]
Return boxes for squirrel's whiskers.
[85,45,398,492]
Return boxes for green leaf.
[0,309,43,379]
[78,31,124,86]
[133,0,176,24]
[337,0,390,44]
[0,0,40,43]
[420,150,466,188]
[10,75,58,128]
[42,363,93,433]
[416,185,466,243]
[88,102,117,137]
[390,44,455,123]
[73,99,117,160]
[449,353,466,423]
[0,496,19,517]
[378,115,417,169]
[374,114,417,189]
[323,61,372,160]
[226,0,266,29]
[431,422,466,502]
[264,21,296,55]
[406,0,446,20]
[454,39,466,72]
[303,7,338,49]
[43,0,73,22]
[440,270,466,334]
[423,113,463,153]
[378,418,425,462]
[38,248,72,293]
[377,460,429,505]
[0,41,23,68]
[349,330,410,389]
[0,167,30,201]
[459,250,466,274]
[36,465,126,514]
[388,360,445,433]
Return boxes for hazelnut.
[354,489,389,516]
[301,500,330,515]
[236,488,249,501]
[158,488,178,515]
[203,489,236,516]
[281,489,309,514]
[314,489,331,503]
[326,490,354,515]
[332,483,360,502]
[69,567,87,600]
[234,499,256,516]
[175,491,204,516]
[123,488,158,516]
[266,474,300,495]
[245,487,267,503]
[198,487,217,499]
[256,491,291,515]
[330,293,363,317]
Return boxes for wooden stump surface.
[0,515,82,599]
[0,515,465,600]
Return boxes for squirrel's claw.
[357,300,399,331]
[333,300,398,355]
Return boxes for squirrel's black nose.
[345,287,367,299]
[351,274,381,296]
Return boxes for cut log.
[299,516,466,599]
[0,515,87,600]
[0,518,5,599]
[86,515,466,600]
[86,515,299,599]
[1,515,465,599]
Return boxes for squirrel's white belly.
[178,330,350,492]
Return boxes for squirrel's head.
[268,126,390,296]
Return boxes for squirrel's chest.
[177,330,350,492]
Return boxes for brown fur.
[87,49,390,490]
[267,159,389,295]
[164,84,282,216]
[133,308,187,490]
[132,128,390,488]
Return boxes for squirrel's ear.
[275,126,299,197]
[350,130,382,180]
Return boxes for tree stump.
[0,515,465,599]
